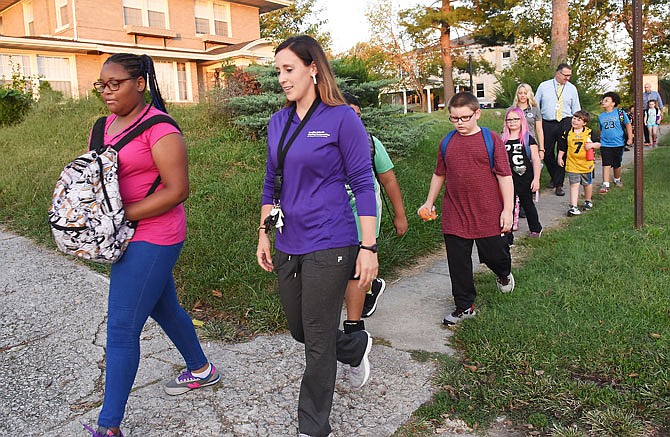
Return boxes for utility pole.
[633,0,644,228]
[468,53,473,92]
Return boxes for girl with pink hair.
[502,106,543,241]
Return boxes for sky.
[313,0,434,54]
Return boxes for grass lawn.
[399,132,670,436]
[1,99,666,435]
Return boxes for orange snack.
[418,207,437,222]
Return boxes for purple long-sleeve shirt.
[262,102,376,255]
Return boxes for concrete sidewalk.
[0,139,651,436]
[357,143,648,356]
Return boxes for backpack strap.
[439,130,457,160]
[441,127,495,169]
[369,132,377,175]
[111,114,181,152]
[89,116,108,152]
[481,127,495,169]
[97,113,182,200]
[617,108,629,141]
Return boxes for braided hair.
[103,53,167,113]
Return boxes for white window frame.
[194,0,231,37]
[123,0,170,29]
[154,61,192,102]
[36,54,77,98]
[23,1,34,36]
[55,0,70,30]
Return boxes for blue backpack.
[440,127,530,168]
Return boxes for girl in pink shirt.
[82,54,219,437]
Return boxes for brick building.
[0,0,290,102]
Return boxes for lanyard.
[554,80,564,100]
[273,96,321,202]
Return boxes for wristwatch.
[359,243,378,253]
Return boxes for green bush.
[0,88,32,126]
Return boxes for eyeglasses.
[93,77,135,93]
[505,118,521,122]
[449,113,475,123]
[559,71,572,78]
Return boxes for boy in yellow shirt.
[557,111,601,216]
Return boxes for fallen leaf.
[535,370,545,376]
[192,318,204,327]
[628,373,639,378]
[463,364,478,372]
[650,333,661,339]
[211,289,222,298]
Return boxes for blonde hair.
[275,35,345,107]
[513,83,538,108]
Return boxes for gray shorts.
[566,172,593,186]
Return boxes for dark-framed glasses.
[448,113,475,123]
[505,117,521,122]
[93,77,135,93]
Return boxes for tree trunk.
[550,0,569,67]
[441,0,454,104]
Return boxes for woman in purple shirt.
[256,35,377,437]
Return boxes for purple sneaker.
[82,423,124,437]
[164,363,220,395]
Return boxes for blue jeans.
[98,241,208,428]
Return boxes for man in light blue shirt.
[535,63,581,196]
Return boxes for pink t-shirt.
[434,129,512,239]
[102,106,186,245]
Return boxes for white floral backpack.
[48,113,180,263]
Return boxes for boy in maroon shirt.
[419,92,515,325]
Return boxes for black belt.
[543,117,572,123]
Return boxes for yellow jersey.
[560,127,595,174]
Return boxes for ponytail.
[140,54,167,113]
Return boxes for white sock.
[603,182,610,187]
[191,363,211,378]
[614,178,621,183]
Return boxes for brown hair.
[573,110,590,123]
[447,92,480,112]
[275,35,345,107]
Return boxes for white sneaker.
[349,330,372,390]
[568,205,581,216]
[496,273,515,293]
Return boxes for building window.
[23,1,35,36]
[123,0,168,29]
[56,0,70,28]
[0,54,32,86]
[154,61,191,102]
[476,83,485,98]
[37,55,72,97]
[194,0,230,37]
[502,51,511,59]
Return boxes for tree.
[259,0,332,50]
[615,0,670,76]
[398,1,476,105]
[550,0,569,67]
[365,0,442,111]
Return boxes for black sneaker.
[442,305,476,325]
[361,278,386,318]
